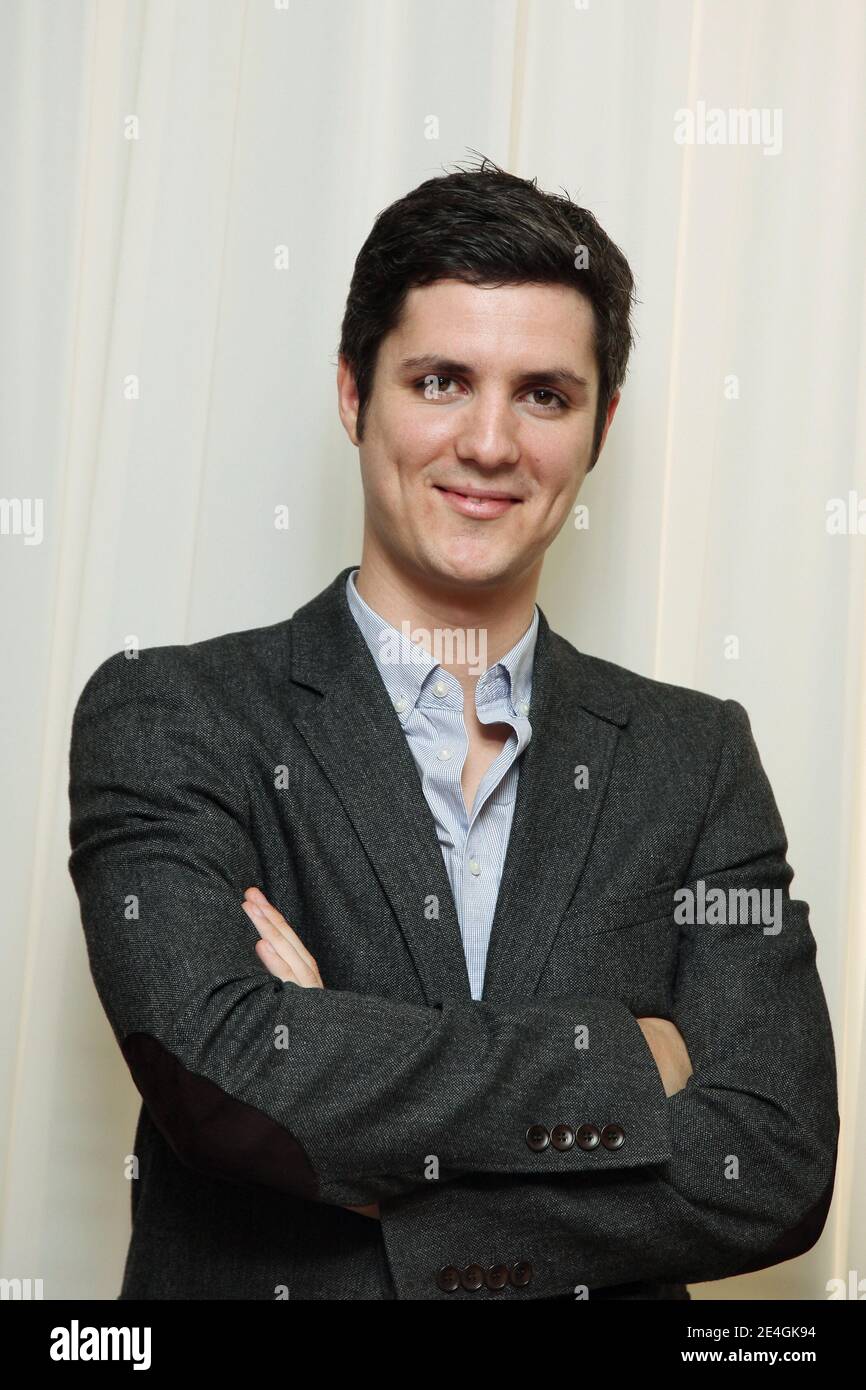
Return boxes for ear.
[337,355,361,446]
[597,390,621,453]
[589,390,621,469]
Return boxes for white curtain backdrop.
[1,0,863,1299]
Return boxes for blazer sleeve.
[68,649,671,1209]
[376,698,840,1295]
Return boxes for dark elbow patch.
[120,1032,319,1201]
[734,1156,837,1277]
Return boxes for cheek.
[370,384,431,441]
[358,438,427,517]
[365,415,446,495]
[387,406,454,461]
[528,450,587,513]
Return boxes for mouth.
[433,485,522,520]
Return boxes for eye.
[525,388,568,411]
[415,375,461,399]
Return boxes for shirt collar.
[345,567,538,722]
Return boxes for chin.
[421,546,518,590]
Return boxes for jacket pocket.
[560,881,680,937]
[541,887,681,1014]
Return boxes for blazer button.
[460,1264,484,1291]
[510,1261,533,1287]
[436,1265,460,1292]
[600,1123,625,1149]
[576,1123,601,1150]
[551,1123,575,1150]
[525,1124,550,1151]
[485,1264,509,1290]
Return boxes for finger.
[245,894,315,965]
[343,1202,381,1220]
[255,938,296,984]
[243,902,322,988]
[243,901,310,977]
[243,889,319,972]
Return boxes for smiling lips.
[434,484,522,520]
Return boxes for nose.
[453,389,521,469]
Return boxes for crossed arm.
[242,883,696,1223]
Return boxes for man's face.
[337,278,619,593]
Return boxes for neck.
[353,546,540,698]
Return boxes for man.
[68,157,838,1300]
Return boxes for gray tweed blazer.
[67,565,838,1300]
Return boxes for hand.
[635,1016,694,1097]
[241,887,324,988]
[343,1201,381,1220]
[242,887,379,1220]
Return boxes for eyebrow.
[397,354,590,394]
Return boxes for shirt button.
[438,748,452,761]
[518,700,530,714]
[433,679,448,697]
[393,697,407,713]
[468,858,481,875]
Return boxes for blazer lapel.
[288,568,473,1005]
[479,619,632,1005]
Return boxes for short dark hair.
[338,153,637,469]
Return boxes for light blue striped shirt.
[345,568,538,999]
